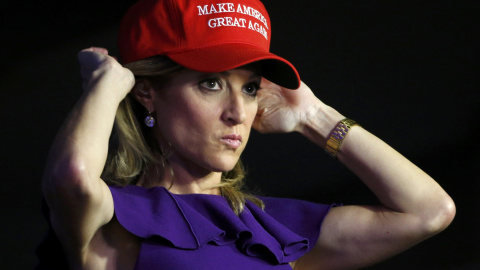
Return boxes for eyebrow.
[219,71,262,80]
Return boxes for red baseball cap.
[118,0,300,89]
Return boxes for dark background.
[1,0,479,269]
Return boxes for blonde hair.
[101,55,263,214]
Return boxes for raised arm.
[254,80,455,269]
[42,48,134,263]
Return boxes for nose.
[222,91,246,125]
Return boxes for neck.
[137,160,222,195]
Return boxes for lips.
[221,134,242,148]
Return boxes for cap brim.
[167,43,300,89]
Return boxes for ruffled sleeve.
[260,196,333,254]
[109,185,333,265]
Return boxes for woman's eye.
[243,82,260,96]
[199,79,221,90]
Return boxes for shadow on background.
[1,1,478,269]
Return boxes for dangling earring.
[144,111,155,127]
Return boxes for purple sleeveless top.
[108,185,333,269]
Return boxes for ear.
[131,78,156,112]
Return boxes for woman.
[37,0,455,269]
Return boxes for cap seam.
[165,41,266,55]
[168,0,182,46]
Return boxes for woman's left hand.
[253,79,324,134]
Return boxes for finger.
[92,47,109,55]
[256,107,266,117]
[256,89,267,107]
[81,47,109,55]
[77,50,109,70]
[260,77,278,90]
[252,114,275,134]
[252,115,265,133]
[85,47,119,61]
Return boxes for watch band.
[325,118,359,158]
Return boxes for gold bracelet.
[325,118,359,158]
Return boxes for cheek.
[181,99,218,127]
[240,101,258,144]
[245,101,258,127]
[156,99,218,144]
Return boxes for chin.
[207,156,240,173]
[212,163,237,173]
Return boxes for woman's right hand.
[77,47,135,101]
